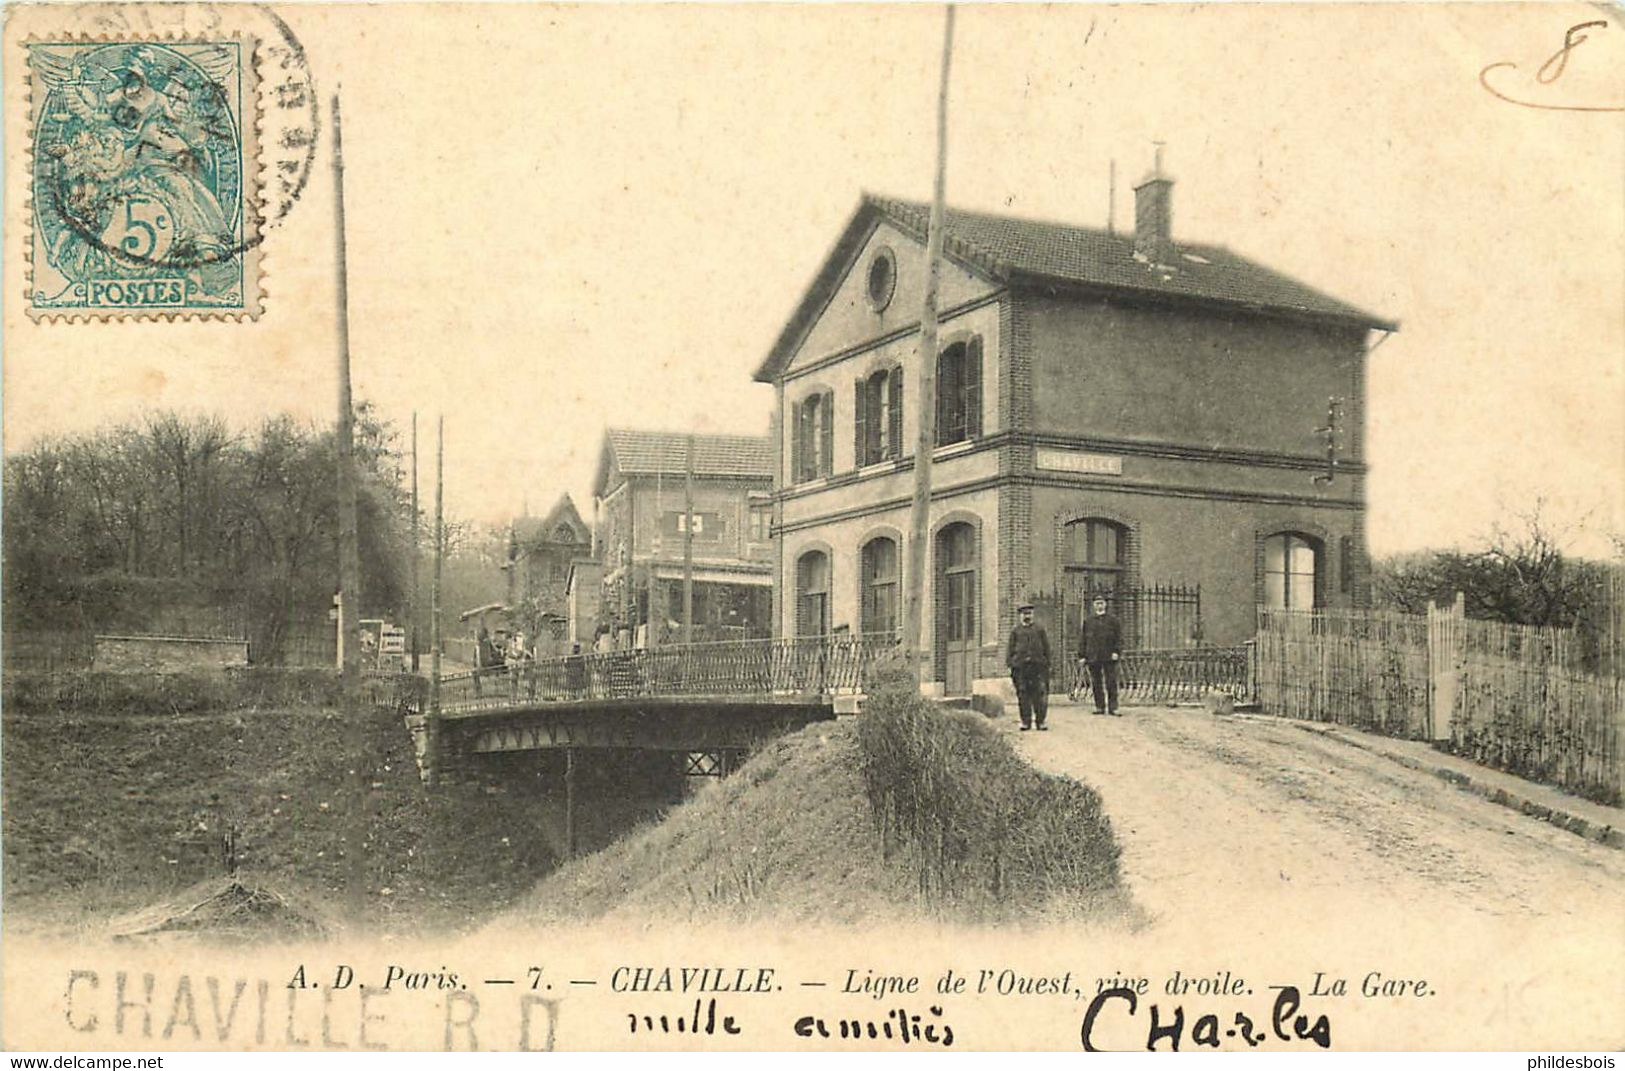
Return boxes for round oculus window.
[866,247,897,312]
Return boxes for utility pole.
[903,5,955,686]
[429,415,444,785]
[410,411,420,673]
[332,91,369,924]
[1108,159,1117,236]
[332,92,363,684]
[683,433,695,646]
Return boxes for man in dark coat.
[1078,596,1124,715]
[1006,602,1052,731]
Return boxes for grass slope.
[517,717,1135,928]
[520,720,918,927]
[2,672,554,936]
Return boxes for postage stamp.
[26,37,262,320]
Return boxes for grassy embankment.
[6,669,1132,935]
[2,670,554,937]
[521,671,1133,927]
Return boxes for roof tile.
[606,429,772,479]
[869,195,1392,328]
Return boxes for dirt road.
[1014,701,1625,938]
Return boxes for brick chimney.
[1137,144,1176,261]
[1133,155,1174,262]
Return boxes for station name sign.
[1035,448,1123,476]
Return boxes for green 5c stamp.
[27,39,262,319]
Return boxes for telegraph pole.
[903,5,955,686]
[683,433,695,646]
[332,92,363,684]
[428,415,444,785]
[410,411,420,673]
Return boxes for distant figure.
[476,626,498,670]
[1005,602,1051,731]
[1078,596,1124,716]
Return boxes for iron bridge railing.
[435,635,901,714]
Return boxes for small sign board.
[1035,448,1124,476]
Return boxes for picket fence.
[1255,599,1623,804]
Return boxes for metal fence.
[434,635,902,713]
[1065,645,1252,705]
[1033,583,1203,669]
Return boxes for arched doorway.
[935,522,978,696]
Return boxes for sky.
[5,3,1622,557]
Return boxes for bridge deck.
[438,691,836,719]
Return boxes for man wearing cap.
[1006,602,1052,731]
[1078,596,1124,715]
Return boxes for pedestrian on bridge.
[1006,602,1052,731]
[1078,596,1123,716]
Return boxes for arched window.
[936,337,983,447]
[860,537,899,637]
[553,523,575,544]
[792,390,834,482]
[854,365,904,467]
[795,550,830,638]
[1062,518,1127,597]
[1263,532,1322,610]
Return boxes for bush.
[856,668,1121,910]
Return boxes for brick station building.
[755,173,1395,698]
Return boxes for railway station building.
[755,174,1394,697]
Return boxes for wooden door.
[937,523,978,696]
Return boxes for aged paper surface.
[4,2,1622,1053]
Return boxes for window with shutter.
[887,365,904,460]
[936,338,983,446]
[853,378,868,469]
[819,389,833,476]
[792,392,837,483]
[790,397,806,483]
[965,337,983,439]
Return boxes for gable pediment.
[760,202,1002,382]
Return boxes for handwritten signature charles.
[1479,19,1625,112]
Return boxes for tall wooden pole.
[683,434,695,645]
[332,92,363,683]
[428,415,444,785]
[903,6,955,686]
[410,411,420,673]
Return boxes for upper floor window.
[1263,532,1322,610]
[748,503,773,543]
[937,337,983,447]
[553,523,576,543]
[854,365,904,467]
[792,390,833,483]
[1063,518,1127,596]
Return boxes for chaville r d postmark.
[27,37,260,320]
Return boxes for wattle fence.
[1255,601,1624,805]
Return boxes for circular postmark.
[30,3,317,297]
